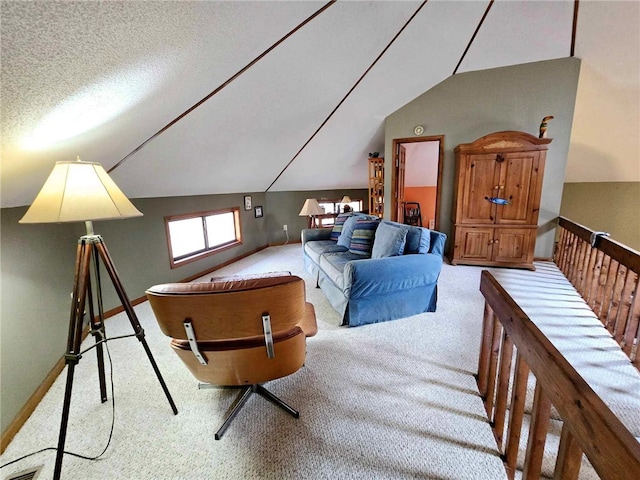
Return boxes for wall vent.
[5,465,42,480]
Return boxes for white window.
[316,199,363,227]
[165,208,241,268]
[318,199,362,215]
[342,199,362,213]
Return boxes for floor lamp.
[19,158,178,480]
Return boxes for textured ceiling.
[0,1,620,208]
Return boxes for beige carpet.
[1,244,507,479]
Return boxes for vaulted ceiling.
[1,1,631,209]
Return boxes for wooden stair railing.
[478,271,640,480]
[555,216,640,368]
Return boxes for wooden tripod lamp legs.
[53,236,178,480]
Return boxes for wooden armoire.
[450,131,551,270]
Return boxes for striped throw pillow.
[349,218,380,256]
[329,213,352,242]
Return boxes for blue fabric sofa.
[302,214,446,327]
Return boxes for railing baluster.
[571,240,587,289]
[567,232,580,284]
[625,281,640,364]
[494,332,513,451]
[578,243,594,294]
[504,354,529,480]
[485,316,503,420]
[555,228,565,269]
[601,258,621,326]
[477,302,495,398]
[588,250,605,309]
[553,423,583,480]
[560,230,571,277]
[595,255,614,318]
[613,267,634,343]
[522,381,552,480]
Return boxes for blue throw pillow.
[337,215,360,247]
[372,222,408,258]
[404,226,431,254]
[330,213,352,242]
[349,218,380,256]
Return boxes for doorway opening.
[391,135,444,230]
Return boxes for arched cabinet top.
[455,131,552,154]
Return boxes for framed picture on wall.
[254,206,263,218]
[244,195,252,210]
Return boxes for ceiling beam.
[452,0,494,76]
[265,0,429,192]
[571,0,580,57]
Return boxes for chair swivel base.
[215,384,299,440]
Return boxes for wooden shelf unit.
[450,131,551,269]
[368,157,384,218]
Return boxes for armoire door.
[459,153,499,224]
[455,226,494,262]
[492,228,534,264]
[495,152,540,225]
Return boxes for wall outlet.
[283,224,288,231]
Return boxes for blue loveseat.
[302,214,446,327]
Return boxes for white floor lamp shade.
[19,158,142,224]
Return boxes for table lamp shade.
[298,198,324,216]
[19,160,142,224]
[340,196,352,204]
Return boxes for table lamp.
[340,196,352,213]
[298,198,324,228]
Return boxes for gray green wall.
[385,57,581,259]
[0,188,365,437]
[265,189,367,246]
[560,182,640,251]
[1,208,78,436]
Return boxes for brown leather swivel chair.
[146,274,317,439]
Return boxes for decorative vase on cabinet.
[368,157,384,218]
[450,131,551,270]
